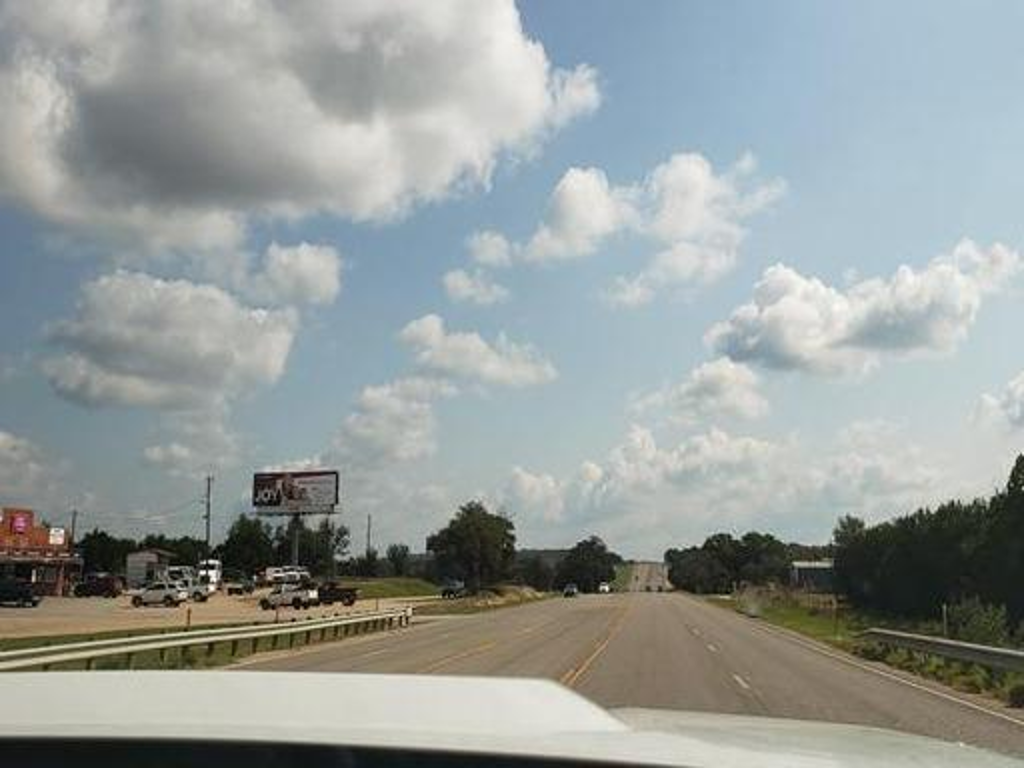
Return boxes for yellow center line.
[560,604,630,688]
[417,640,499,674]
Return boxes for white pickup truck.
[259,583,319,610]
[130,581,188,608]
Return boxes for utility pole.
[203,475,213,557]
[69,508,78,546]
[366,513,372,556]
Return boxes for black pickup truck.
[317,581,360,607]
[0,580,41,607]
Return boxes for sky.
[2,0,1024,558]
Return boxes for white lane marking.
[732,673,751,691]
[706,643,719,653]
[361,648,388,658]
[750,619,1024,729]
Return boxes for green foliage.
[514,554,555,591]
[665,530,802,593]
[77,528,137,574]
[426,501,516,590]
[271,517,350,577]
[947,597,1010,647]
[352,547,380,577]
[831,454,1024,635]
[1006,678,1024,708]
[553,536,619,592]
[139,533,206,564]
[218,515,274,575]
[386,543,411,577]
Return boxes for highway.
[241,586,1024,757]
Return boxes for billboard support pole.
[291,519,300,566]
[203,475,213,557]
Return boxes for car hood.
[0,672,1019,767]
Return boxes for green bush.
[947,597,1010,646]
[1005,677,1024,708]
[854,641,887,661]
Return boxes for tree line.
[833,455,1024,638]
[664,531,829,594]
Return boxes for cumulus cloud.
[443,268,509,305]
[247,242,342,307]
[0,1,600,255]
[399,314,557,387]
[524,167,634,262]
[332,376,456,465]
[462,152,781,304]
[502,467,565,522]
[632,357,768,424]
[0,429,53,506]
[142,410,240,478]
[467,230,513,268]
[43,271,297,410]
[706,240,1020,375]
[978,371,1024,429]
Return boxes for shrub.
[947,597,1009,647]
[1005,677,1024,708]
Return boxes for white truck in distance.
[260,583,319,610]
[197,559,222,593]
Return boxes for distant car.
[597,582,611,594]
[259,583,318,610]
[131,581,187,607]
[222,573,255,595]
[73,573,123,598]
[317,581,359,607]
[440,580,467,599]
[170,578,209,603]
[563,583,579,597]
[0,579,40,607]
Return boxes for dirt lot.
[0,591,433,640]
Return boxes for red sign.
[11,512,29,534]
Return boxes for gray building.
[125,549,173,588]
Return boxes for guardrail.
[0,607,412,672]
[859,628,1024,673]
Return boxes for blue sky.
[1,1,1023,558]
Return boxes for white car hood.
[0,672,1018,767]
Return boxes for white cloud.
[43,271,297,410]
[465,152,781,304]
[443,268,509,305]
[706,240,1020,375]
[142,409,240,478]
[524,167,634,262]
[0,1,600,255]
[247,242,342,307]
[0,429,52,506]
[333,377,456,465]
[467,230,513,268]
[979,371,1024,429]
[399,314,557,387]
[632,357,768,424]
[501,466,565,522]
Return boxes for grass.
[612,563,634,593]
[415,585,548,616]
[344,577,438,599]
[0,619,264,652]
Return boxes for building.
[125,549,174,588]
[0,507,82,595]
[790,559,834,593]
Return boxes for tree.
[78,528,137,574]
[219,515,274,575]
[666,547,731,593]
[272,517,350,577]
[554,536,619,593]
[138,534,206,565]
[514,554,555,591]
[353,548,380,577]
[426,500,516,590]
[386,543,411,577]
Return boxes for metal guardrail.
[859,628,1024,672]
[0,607,412,672]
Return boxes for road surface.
[629,561,670,592]
[241,592,1024,757]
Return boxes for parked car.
[259,583,319,610]
[597,582,611,594]
[222,571,255,595]
[563,583,579,597]
[130,581,188,608]
[317,581,359,606]
[72,573,123,598]
[440,579,467,599]
[170,578,209,602]
[0,579,40,607]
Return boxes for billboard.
[48,527,66,546]
[252,470,339,514]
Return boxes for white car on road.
[130,581,188,608]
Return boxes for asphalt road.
[241,591,1024,757]
[629,561,670,592]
